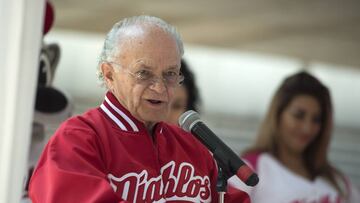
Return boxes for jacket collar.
[100,91,146,133]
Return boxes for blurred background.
[45,0,360,188]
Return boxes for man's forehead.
[114,24,181,68]
[129,58,181,69]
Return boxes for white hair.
[97,15,184,86]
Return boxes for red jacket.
[29,92,221,202]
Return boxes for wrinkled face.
[102,25,181,125]
[167,86,188,125]
[278,94,322,154]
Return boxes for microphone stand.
[216,166,229,203]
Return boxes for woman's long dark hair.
[181,59,201,112]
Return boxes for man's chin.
[139,112,167,124]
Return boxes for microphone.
[179,110,259,186]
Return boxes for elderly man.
[29,15,243,203]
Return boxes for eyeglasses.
[107,62,184,87]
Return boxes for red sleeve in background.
[226,184,251,203]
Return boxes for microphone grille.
[178,110,201,132]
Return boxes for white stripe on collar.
[100,104,128,131]
[104,96,139,132]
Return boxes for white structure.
[0,0,45,202]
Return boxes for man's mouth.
[146,99,165,105]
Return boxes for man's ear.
[101,63,114,83]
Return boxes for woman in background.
[167,59,201,125]
[230,71,359,203]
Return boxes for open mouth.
[147,99,164,105]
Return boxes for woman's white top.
[228,153,360,203]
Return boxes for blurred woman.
[166,59,201,125]
[230,71,359,203]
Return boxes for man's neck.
[144,121,156,134]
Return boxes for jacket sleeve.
[29,126,124,203]
[225,184,251,203]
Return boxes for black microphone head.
[178,110,201,132]
[246,173,259,186]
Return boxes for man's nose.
[149,77,167,93]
